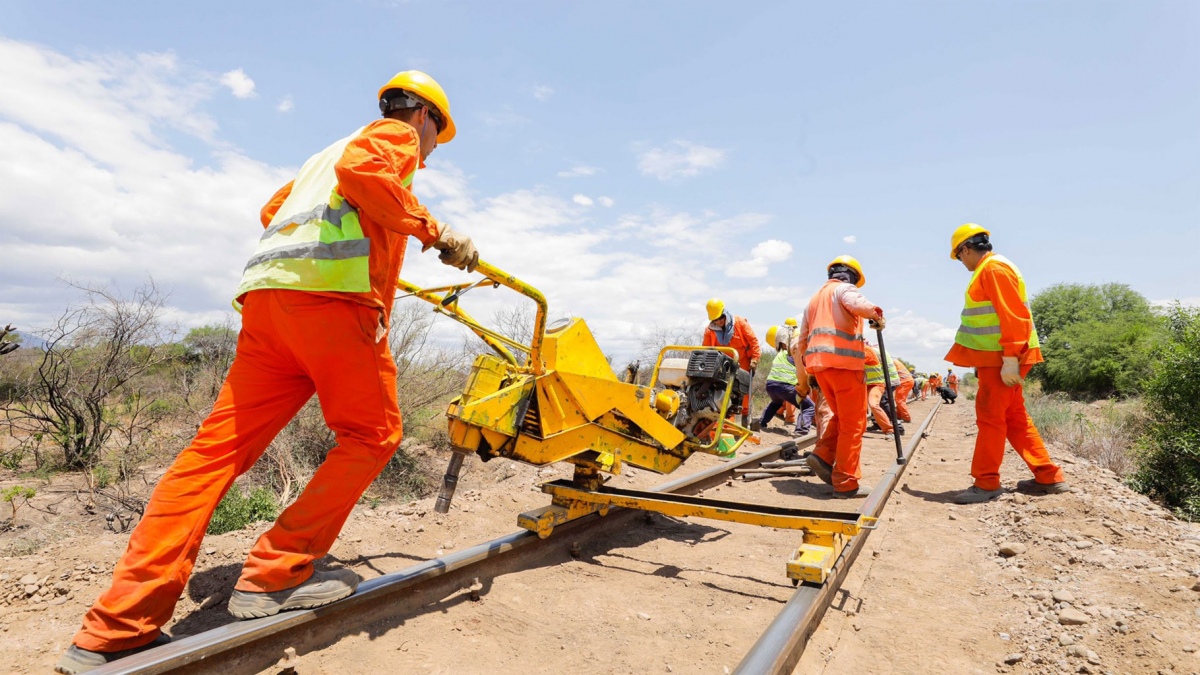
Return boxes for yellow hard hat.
[706,298,725,322]
[827,255,866,288]
[765,326,780,349]
[378,70,456,144]
[950,223,990,260]
[784,317,798,327]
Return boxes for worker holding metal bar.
[790,255,884,498]
[759,325,815,435]
[945,223,1068,505]
[57,71,479,674]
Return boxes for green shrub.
[1129,305,1200,520]
[208,485,279,535]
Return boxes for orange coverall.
[945,253,1064,492]
[703,314,761,414]
[948,372,959,394]
[863,346,894,434]
[893,359,914,423]
[74,119,439,652]
[792,281,880,492]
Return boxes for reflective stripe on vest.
[864,355,898,386]
[767,349,798,385]
[953,254,1042,352]
[233,127,415,309]
[802,280,867,370]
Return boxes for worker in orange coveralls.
[893,358,914,423]
[790,256,885,498]
[863,343,900,437]
[945,224,1068,506]
[947,369,959,394]
[56,71,479,674]
[703,298,761,416]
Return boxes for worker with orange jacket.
[703,298,761,415]
[893,358,914,423]
[947,370,959,394]
[945,224,1068,505]
[863,343,900,436]
[57,71,479,674]
[790,256,884,498]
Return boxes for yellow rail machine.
[397,261,874,584]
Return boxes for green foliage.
[1030,283,1162,397]
[1129,305,1200,521]
[207,485,279,535]
[3,485,36,525]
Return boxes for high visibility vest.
[767,349,798,385]
[864,354,898,386]
[233,128,415,309]
[953,254,1042,352]
[802,280,866,371]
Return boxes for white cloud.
[1153,296,1200,308]
[533,85,554,101]
[637,141,726,180]
[726,239,793,279]
[572,194,594,206]
[557,165,600,178]
[276,96,293,113]
[843,235,856,244]
[871,310,959,374]
[597,196,614,208]
[219,68,256,98]
[480,106,529,128]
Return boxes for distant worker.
[57,71,478,674]
[947,369,959,394]
[790,255,885,498]
[781,317,800,425]
[760,325,815,436]
[703,298,761,416]
[945,224,1068,505]
[864,343,901,437]
[913,372,928,401]
[892,358,914,423]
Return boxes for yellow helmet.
[705,298,725,322]
[950,223,990,259]
[765,326,780,350]
[378,70,457,144]
[784,317,798,327]
[827,255,866,288]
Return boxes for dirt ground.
[1,397,1198,674]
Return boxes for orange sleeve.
[702,328,716,347]
[864,345,880,366]
[737,317,761,361]
[973,263,1033,358]
[333,119,442,246]
[260,181,294,228]
[836,285,882,319]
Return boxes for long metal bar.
[98,435,816,675]
[733,400,942,675]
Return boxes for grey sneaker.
[805,453,834,485]
[55,634,170,674]
[833,484,872,499]
[1016,479,1071,495]
[228,568,360,619]
[953,485,1003,504]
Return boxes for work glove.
[1000,356,1023,387]
[868,307,886,330]
[425,225,479,273]
[750,358,759,371]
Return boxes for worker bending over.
[57,71,479,674]
[945,224,1068,505]
[760,325,815,436]
[703,298,761,415]
[790,256,884,498]
[864,343,901,437]
[892,358,914,423]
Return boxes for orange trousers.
[866,384,894,433]
[894,380,913,422]
[811,390,833,443]
[812,369,867,491]
[971,366,1064,491]
[950,381,959,394]
[74,290,403,652]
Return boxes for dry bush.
[1025,385,1146,476]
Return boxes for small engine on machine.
[654,351,751,443]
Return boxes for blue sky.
[1,1,1197,372]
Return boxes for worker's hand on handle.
[1000,356,1024,387]
[426,225,480,272]
[868,307,886,330]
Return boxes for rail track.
[96,400,940,675]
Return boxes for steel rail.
[97,436,815,674]
[734,400,942,674]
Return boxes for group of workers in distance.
[51,69,1070,674]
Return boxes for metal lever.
[434,451,469,513]
[871,321,906,464]
[441,278,495,307]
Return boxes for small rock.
[1059,634,1076,646]
[1012,493,1029,505]
[1059,607,1091,625]
[948,513,957,520]
[1192,578,1200,592]
[1003,653,1023,665]
[1074,540,1093,550]
[19,574,37,586]
[205,548,217,555]
[637,612,651,621]
[1030,590,1050,601]
[999,542,1027,557]
[1068,645,1089,658]
[1053,590,1076,603]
